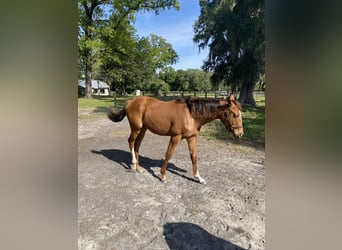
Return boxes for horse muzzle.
[231,126,243,138]
[234,131,243,138]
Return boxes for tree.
[173,70,189,91]
[159,66,177,86]
[148,34,179,69]
[78,0,179,98]
[194,0,264,106]
[160,68,212,92]
[149,77,170,96]
[99,34,178,95]
[187,69,212,92]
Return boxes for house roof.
[78,80,109,89]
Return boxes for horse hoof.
[199,179,206,184]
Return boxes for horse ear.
[227,95,235,104]
[227,95,242,110]
[227,94,235,105]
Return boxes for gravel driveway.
[78,114,265,250]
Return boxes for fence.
[112,90,264,110]
[137,90,265,99]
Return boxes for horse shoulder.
[180,105,200,136]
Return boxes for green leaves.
[194,0,265,90]
[78,0,180,96]
[159,68,212,92]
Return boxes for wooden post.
[113,91,117,110]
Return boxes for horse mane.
[185,97,220,119]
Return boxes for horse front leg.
[187,136,206,184]
[160,135,181,183]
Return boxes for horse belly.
[142,100,192,136]
[143,114,174,136]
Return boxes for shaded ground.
[78,112,265,250]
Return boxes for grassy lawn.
[79,95,265,150]
[78,96,131,109]
[78,96,133,120]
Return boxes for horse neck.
[187,98,221,126]
[196,113,220,126]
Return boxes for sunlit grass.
[78,96,132,109]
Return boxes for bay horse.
[107,95,243,184]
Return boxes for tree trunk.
[83,1,96,99]
[238,50,258,107]
[85,59,92,98]
[238,80,257,107]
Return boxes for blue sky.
[134,0,208,70]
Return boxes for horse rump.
[107,107,126,122]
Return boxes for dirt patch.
[78,115,265,250]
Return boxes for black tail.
[107,107,126,122]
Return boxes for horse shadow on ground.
[163,222,246,250]
[91,149,198,183]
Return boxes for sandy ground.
[78,113,265,250]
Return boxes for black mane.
[185,97,220,119]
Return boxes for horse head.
[218,95,244,138]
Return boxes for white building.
[78,80,110,96]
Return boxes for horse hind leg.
[134,126,147,172]
[126,103,145,171]
[160,135,181,183]
[128,129,140,171]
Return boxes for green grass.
[78,96,132,109]
[78,96,133,120]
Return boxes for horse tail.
[107,107,126,122]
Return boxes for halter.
[222,111,243,130]
[230,125,243,129]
